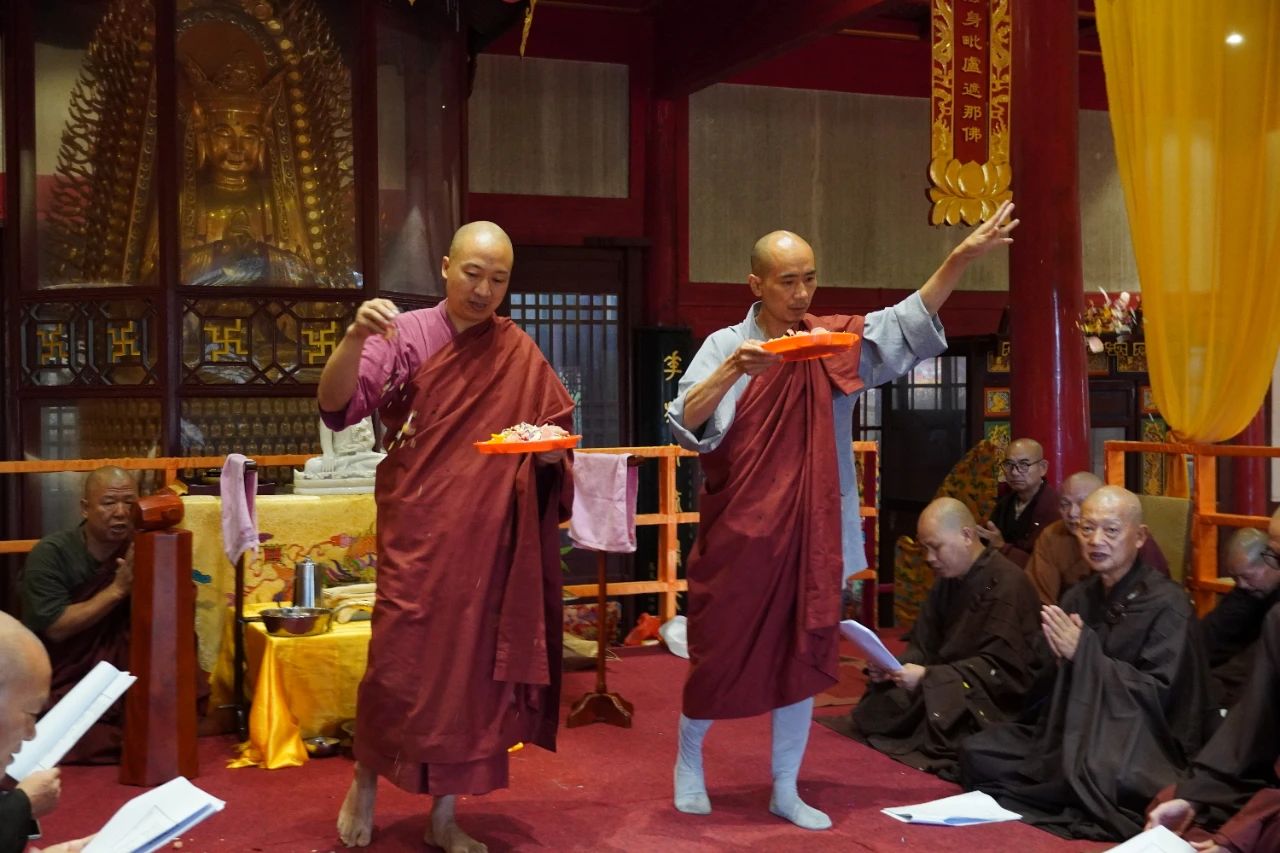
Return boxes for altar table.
[212,601,371,769]
[181,493,377,672]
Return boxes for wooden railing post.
[657,451,679,622]
[1192,449,1219,616]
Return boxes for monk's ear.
[748,274,763,298]
[440,255,450,282]
[1135,523,1149,548]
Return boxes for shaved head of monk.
[1229,520,1280,598]
[0,612,51,767]
[441,221,515,333]
[81,466,137,552]
[748,230,817,333]
[917,497,984,580]
[1056,471,1104,535]
[1077,486,1148,586]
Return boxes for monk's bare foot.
[427,795,488,853]
[337,763,377,847]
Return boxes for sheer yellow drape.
[1096,1,1280,443]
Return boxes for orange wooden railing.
[1103,440,1276,615]
[1,443,882,623]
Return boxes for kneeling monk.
[318,221,573,851]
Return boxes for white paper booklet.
[838,619,903,673]
[1103,826,1197,853]
[883,791,1021,826]
[5,660,136,781]
[83,776,225,853]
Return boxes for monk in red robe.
[665,202,1018,829]
[319,221,573,852]
[20,466,136,764]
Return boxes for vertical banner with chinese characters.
[928,0,1012,225]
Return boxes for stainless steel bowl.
[258,606,333,637]
[304,735,341,758]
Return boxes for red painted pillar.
[645,97,680,326]
[1008,0,1089,483]
[1231,405,1268,516]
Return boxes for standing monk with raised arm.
[665,201,1018,829]
[319,221,574,852]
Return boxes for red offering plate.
[474,435,581,454]
[760,332,858,362]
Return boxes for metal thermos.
[293,557,323,609]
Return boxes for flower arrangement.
[1079,289,1141,352]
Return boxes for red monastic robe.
[683,314,863,720]
[353,316,573,795]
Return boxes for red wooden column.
[1008,0,1089,481]
[644,97,682,326]
[1231,405,1268,517]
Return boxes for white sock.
[673,714,713,814]
[768,698,831,830]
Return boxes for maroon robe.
[683,314,863,720]
[354,316,573,796]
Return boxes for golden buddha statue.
[46,0,357,290]
[171,55,316,287]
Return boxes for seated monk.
[977,437,1059,567]
[960,486,1212,841]
[1146,606,1280,853]
[1024,471,1169,605]
[19,467,136,764]
[836,497,1045,781]
[1200,520,1280,712]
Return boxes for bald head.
[83,466,133,501]
[442,221,514,333]
[1077,486,1147,584]
[0,613,51,767]
[750,231,813,278]
[1002,438,1047,498]
[917,497,983,579]
[1057,471,1105,534]
[1225,526,1278,597]
[447,220,513,260]
[81,466,138,553]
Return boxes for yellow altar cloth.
[181,494,377,672]
[212,601,371,769]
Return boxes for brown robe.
[1200,587,1280,711]
[20,528,131,764]
[1148,606,1280,853]
[354,316,573,796]
[960,562,1212,841]
[683,314,863,720]
[1025,519,1171,606]
[839,548,1046,779]
[989,482,1059,567]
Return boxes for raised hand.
[111,543,135,598]
[974,521,1006,550]
[954,200,1019,261]
[1145,798,1196,834]
[1041,605,1083,661]
[17,768,61,818]
[348,299,400,341]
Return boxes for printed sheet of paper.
[882,791,1022,826]
[83,776,225,853]
[6,660,136,781]
[1102,826,1197,853]
[838,619,903,673]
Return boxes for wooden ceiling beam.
[653,0,889,98]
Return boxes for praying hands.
[1041,604,1084,660]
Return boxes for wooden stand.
[567,551,633,728]
[120,527,199,785]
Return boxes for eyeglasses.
[1262,547,1280,571]
[1000,458,1043,474]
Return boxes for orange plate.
[760,332,858,362]
[474,435,582,454]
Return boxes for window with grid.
[891,356,967,413]
[856,387,883,444]
[508,292,621,447]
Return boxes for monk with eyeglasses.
[978,438,1059,567]
[960,486,1212,842]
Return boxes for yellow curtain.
[1096,1,1280,442]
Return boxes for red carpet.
[43,640,1111,852]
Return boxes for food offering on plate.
[759,327,858,362]
[474,422,581,454]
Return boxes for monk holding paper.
[665,201,1018,829]
[318,221,573,851]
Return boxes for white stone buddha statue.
[293,417,384,494]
